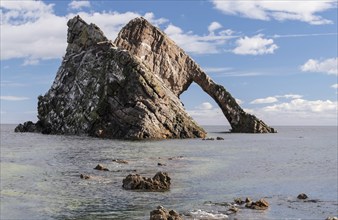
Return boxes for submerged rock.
[150,206,183,220]
[80,174,90,179]
[112,159,128,164]
[94,164,109,171]
[297,193,308,200]
[245,198,269,210]
[122,172,170,191]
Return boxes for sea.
[1,124,337,220]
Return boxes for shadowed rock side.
[15,16,205,139]
[115,17,275,133]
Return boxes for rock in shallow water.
[150,206,182,220]
[94,164,109,171]
[245,198,269,210]
[122,172,170,191]
[297,193,308,200]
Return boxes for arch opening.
[179,82,231,130]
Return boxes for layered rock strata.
[15,16,205,139]
[115,17,275,133]
[15,15,275,138]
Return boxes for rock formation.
[15,15,275,139]
[122,172,171,191]
[15,16,205,139]
[150,206,183,220]
[115,17,275,133]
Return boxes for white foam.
[187,209,228,220]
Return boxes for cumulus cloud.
[250,96,278,104]
[300,57,338,75]
[0,2,167,64]
[262,99,337,114]
[232,34,278,55]
[68,0,91,10]
[164,24,236,54]
[251,94,303,104]
[0,96,30,101]
[196,102,213,110]
[211,0,337,25]
[208,21,222,33]
[248,95,337,125]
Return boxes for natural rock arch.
[15,16,274,139]
[114,17,275,133]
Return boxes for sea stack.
[15,15,275,139]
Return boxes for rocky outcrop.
[15,15,275,138]
[15,15,205,139]
[122,172,171,191]
[115,17,275,133]
[150,206,183,220]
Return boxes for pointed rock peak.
[67,15,108,50]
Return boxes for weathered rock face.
[115,17,275,133]
[18,15,205,139]
[15,15,275,138]
[122,172,171,191]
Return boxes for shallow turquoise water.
[1,125,337,219]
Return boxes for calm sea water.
[1,125,337,220]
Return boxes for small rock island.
[15,15,275,139]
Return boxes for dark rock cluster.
[150,206,182,220]
[122,172,171,191]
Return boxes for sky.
[0,0,337,126]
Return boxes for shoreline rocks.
[94,164,109,171]
[297,193,308,200]
[150,206,182,220]
[122,172,171,191]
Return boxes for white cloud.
[251,96,278,104]
[197,102,213,110]
[300,57,338,75]
[211,0,337,25]
[0,96,30,101]
[208,21,222,33]
[203,67,233,73]
[250,98,337,125]
[0,0,55,25]
[276,94,303,99]
[233,34,278,55]
[68,0,91,10]
[251,94,303,104]
[0,1,167,63]
[331,84,338,89]
[22,58,40,66]
[164,24,236,54]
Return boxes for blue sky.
[1,0,337,126]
